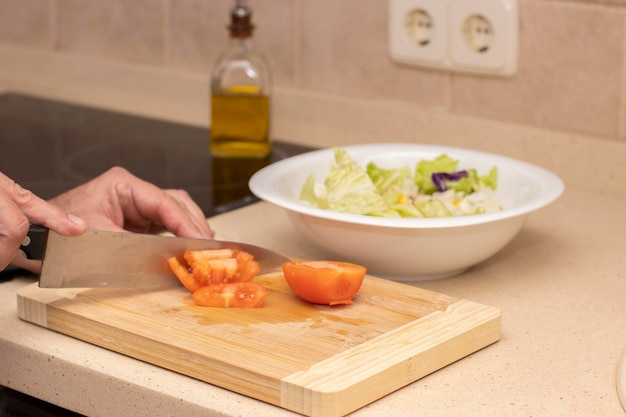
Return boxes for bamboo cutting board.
[17,273,500,417]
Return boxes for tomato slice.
[168,249,265,307]
[281,261,367,306]
[167,256,201,292]
[182,249,259,284]
[192,282,267,308]
[234,250,261,282]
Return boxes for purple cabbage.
[431,170,469,192]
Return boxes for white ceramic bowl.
[249,143,564,281]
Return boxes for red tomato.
[167,256,201,292]
[192,282,267,308]
[281,261,367,306]
[234,250,261,282]
[168,250,266,308]
[182,249,259,284]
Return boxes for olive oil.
[210,1,271,159]
[210,88,270,158]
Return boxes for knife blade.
[22,226,290,288]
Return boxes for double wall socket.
[389,0,518,76]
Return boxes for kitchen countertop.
[1,187,625,416]
[1,45,626,416]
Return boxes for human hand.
[48,166,214,239]
[0,172,86,271]
[2,167,213,274]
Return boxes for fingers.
[0,174,86,235]
[53,167,214,239]
[0,185,30,270]
[164,189,215,238]
[1,166,212,273]
[0,173,86,270]
[106,167,213,239]
[117,177,214,238]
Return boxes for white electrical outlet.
[449,0,518,74]
[388,0,518,76]
[388,0,447,67]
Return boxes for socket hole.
[405,9,433,47]
[462,14,494,53]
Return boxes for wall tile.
[252,0,296,87]
[168,0,295,87]
[0,0,52,48]
[168,0,230,72]
[298,0,449,107]
[2,0,626,142]
[57,0,164,64]
[558,0,626,5]
[451,0,625,139]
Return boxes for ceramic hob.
[0,93,314,217]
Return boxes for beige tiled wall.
[0,0,625,142]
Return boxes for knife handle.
[20,225,49,261]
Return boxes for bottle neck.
[224,36,256,58]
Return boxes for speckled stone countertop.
[1,46,625,416]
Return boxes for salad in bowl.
[249,144,564,280]
[300,148,501,218]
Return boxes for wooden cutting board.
[17,273,500,417]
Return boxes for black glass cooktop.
[0,93,315,216]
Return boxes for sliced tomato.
[184,248,236,262]
[234,250,261,282]
[192,282,267,308]
[281,261,367,306]
[207,258,238,284]
[182,249,259,284]
[168,249,265,307]
[167,256,201,292]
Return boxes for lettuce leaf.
[366,163,412,194]
[299,173,327,208]
[304,148,388,215]
[480,166,498,190]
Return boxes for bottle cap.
[229,1,254,38]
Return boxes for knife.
[21,225,291,288]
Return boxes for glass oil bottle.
[210,0,271,159]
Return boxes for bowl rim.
[249,143,565,229]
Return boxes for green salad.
[299,148,501,218]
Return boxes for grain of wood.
[17,273,500,417]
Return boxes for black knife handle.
[20,224,49,261]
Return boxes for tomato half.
[192,282,267,308]
[281,261,367,306]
